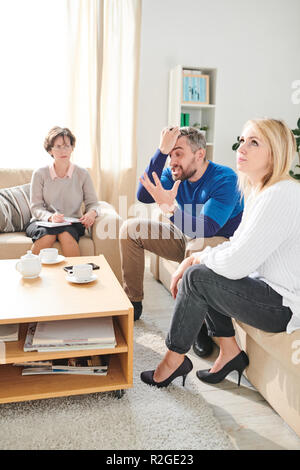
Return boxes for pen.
[49,204,59,213]
[49,205,65,221]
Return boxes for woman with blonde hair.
[141,118,300,388]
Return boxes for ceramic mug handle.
[15,261,23,274]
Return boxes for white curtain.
[0,0,141,207]
[99,0,141,208]
[66,0,102,170]
[60,0,142,207]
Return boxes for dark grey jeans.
[166,265,292,355]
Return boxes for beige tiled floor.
[142,260,300,450]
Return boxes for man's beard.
[171,166,197,181]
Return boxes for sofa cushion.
[0,168,33,189]
[0,184,31,233]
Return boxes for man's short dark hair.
[179,127,207,157]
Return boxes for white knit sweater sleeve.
[200,182,297,279]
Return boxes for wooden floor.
[143,258,300,450]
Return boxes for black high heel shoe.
[196,351,249,386]
[140,356,193,388]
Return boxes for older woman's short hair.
[44,126,76,154]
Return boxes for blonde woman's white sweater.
[198,180,300,334]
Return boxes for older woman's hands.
[50,212,65,223]
[79,210,97,228]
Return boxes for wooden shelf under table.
[0,355,129,404]
[3,320,127,364]
[0,256,133,403]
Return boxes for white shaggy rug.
[0,320,234,450]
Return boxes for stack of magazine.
[0,323,19,342]
[19,317,115,376]
[14,355,109,376]
[24,317,116,352]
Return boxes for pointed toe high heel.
[140,355,193,388]
[196,351,249,386]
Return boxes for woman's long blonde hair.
[237,118,296,195]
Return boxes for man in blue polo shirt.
[120,126,243,357]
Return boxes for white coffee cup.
[40,248,58,262]
[72,264,93,281]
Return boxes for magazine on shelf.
[0,323,19,342]
[24,323,116,352]
[13,360,53,367]
[16,355,109,376]
[22,369,107,376]
[32,317,116,346]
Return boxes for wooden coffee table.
[0,255,133,403]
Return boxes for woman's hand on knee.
[170,256,193,299]
[191,253,202,265]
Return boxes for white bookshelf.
[168,65,217,161]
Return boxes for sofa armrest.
[91,201,123,284]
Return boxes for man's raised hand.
[139,171,181,210]
[159,126,181,155]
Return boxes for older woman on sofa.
[26,126,100,257]
[141,118,300,388]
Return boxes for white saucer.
[41,255,65,265]
[66,273,97,284]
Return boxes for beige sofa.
[0,168,123,283]
[150,253,300,438]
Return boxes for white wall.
[137,0,300,181]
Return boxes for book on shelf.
[183,69,202,75]
[24,322,116,352]
[182,72,209,104]
[14,355,109,376]
[180,112,185,126]
[180,113,190,127]
[0,323,19,342]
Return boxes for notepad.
[36,217,80,228]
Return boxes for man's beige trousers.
[119,217,227,302]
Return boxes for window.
[0,0,87,168]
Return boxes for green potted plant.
[289,118,300,180]
[193,123,208,137]
[232,136,240,151]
